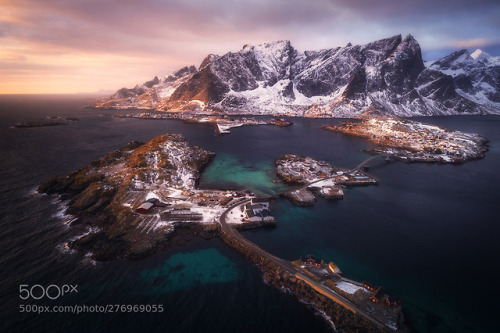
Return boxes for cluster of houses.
[300,255,342,274]
[363,281,401,307]
[300,255,325,267]
[270,118,293,127]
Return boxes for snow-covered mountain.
[96,35,500,117]
[427,49,500,110]
[94,66,197,110]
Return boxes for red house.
[136,202,154,213]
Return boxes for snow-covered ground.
[224,204,247,225]
[335,281,368,295]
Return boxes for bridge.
[352,154,389,171]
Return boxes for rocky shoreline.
[38,135,220,261]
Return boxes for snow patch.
[335,281,366,295]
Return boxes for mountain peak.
[470,49,484,59]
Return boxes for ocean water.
[0,95,499,332]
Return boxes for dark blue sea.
[1,95,499,333]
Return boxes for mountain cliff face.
[427,49,500,110]
[96,35,500,117]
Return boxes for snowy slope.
[428,49,500,110]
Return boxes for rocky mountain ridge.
[95,35,500,117]
[427,49,500,110]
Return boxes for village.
[291,255,401,331]
[129,188,276,234]
[324,116,489,163]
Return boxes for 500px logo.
[19,284,78,300]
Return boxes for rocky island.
[38,134,267,261]
[275,154,377,206]
[324,116,489,163]
[14,121,68,128]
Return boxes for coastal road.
[218,199,395,332]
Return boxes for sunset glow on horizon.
[1,0,499,94]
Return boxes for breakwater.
[218,223,398,332]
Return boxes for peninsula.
[324,116,489,163]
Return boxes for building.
[328,262,341,274]
[250,197,270,208]
[300,255,324,267]
[385,295,401,307]
[136,197,168,213]
[136,202,154,213]
[243,199,274,223]
[370,287,386,304]
[362,281,377,291]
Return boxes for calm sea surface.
[0,95,499,333]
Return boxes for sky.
[1,0,499,94]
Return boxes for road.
[218,199,395,332]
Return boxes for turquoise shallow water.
[140,248,240,294]
[200,152,288,195]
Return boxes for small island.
[14,121,68,128]
[275,154,377,206]
[324,116,488,164]
[14,117,79,128]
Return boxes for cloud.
[446,38,493,49]
[1,0,499,93]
